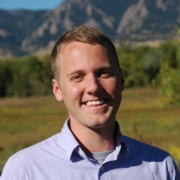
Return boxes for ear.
[52,79,63,101]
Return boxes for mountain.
[0,0,180,57]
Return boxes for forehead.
[59,41,115,68]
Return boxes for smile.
[85,99,106,106]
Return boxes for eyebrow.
[67,70,85,78]
[67,66,114,77]
[95,66,114,73]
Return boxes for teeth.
[86,100,105,106]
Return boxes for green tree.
[117,45,149,87]
[0,60,13,97]
[157,40,180,107]
[136,46,161,85]
[40,54,53,94]
[158,64,180,107]
[7,56,47,97]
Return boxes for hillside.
[0,0,180,57]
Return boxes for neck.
[69,120,116,153]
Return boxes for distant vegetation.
[0,54,52,97]
[0,39,180,107]
[117,39,180,107]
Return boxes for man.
[1,26,180,179]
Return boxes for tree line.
[0,39,180,107]
[117,39,180,107]
[0,54,52,97]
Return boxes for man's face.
[52,41,124,130]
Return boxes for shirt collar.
[116,122,129,152]
[60,119,129,161]
[102,122,128,163]
[60,118,80,161]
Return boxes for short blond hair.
[51,26,120,79]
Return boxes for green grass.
[0,88,180,172]
[119,88,180,149]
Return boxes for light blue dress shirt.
[1,119,180,180]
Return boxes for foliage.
[156,40,180,107]
[117,39,180,108]
[117,45,161,88]
[0,55,52,97]
[0,60,13,97]
[117,45,146,87]
[157,64,180,107]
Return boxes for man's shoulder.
[9,132,63,162]
[0,132,68,179]
[122,135,170,161]
[121,135,180,178]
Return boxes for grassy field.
[0,88,180,172]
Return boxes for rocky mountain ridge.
[0,0,180,57]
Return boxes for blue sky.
[0,0,65,10]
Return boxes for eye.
[71,74,84,82]
[98,70,114,78]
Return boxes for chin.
[87,118,115,130]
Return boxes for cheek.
[103,79,118,95]
[62,84,83,102]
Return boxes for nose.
[86,74,102,95]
